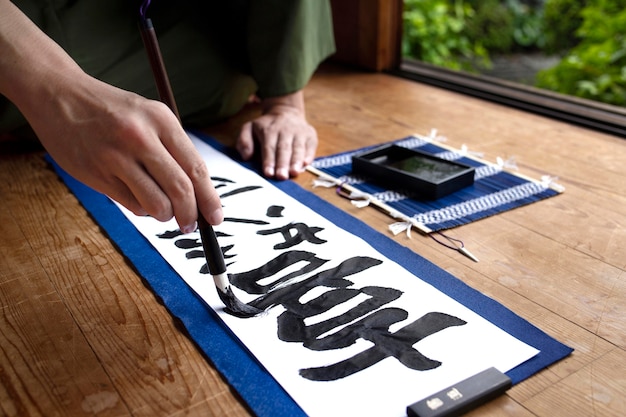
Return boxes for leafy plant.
[505,0,545,49]
[536,0,626,105]
[402,0,490,71]
[542,0,587,54]
[465,0,545,53]
[403,0,626,107]
[464,0,515,53]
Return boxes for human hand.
[0,0,223,232]
[33,76,224,232]
[236,91,317,180]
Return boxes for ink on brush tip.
[197,217,263,318]
[213,272,265,318]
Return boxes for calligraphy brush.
[138,9,262,317]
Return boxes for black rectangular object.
[351,145,474,200]
[406,367,512,417]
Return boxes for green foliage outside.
[541,0,586,54]
[463,0,515,54]
[403,0,626,107]
[402,0,547,71]
[506,0,545,49]
[402,0,489,71]
[465,0,545,51]
[536,0,626,106]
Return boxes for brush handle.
[139,18,181,121]
[197,214,227,275]
[139,17,228,276]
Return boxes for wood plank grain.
[294,170,619,402]
[298,64,626,417]
[523,348,626,417]
[0,152,251,417]
[2,62,625,417]
[0,159,129,417]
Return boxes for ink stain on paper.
[220,185,262,198]
[185,250,204,259]
[211,176,235,185]
[175,238,202,249]
[157,229,183,239]
[224,217,270,225]
[266,205,285,217]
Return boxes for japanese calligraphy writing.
[156,176,467,381]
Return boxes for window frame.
[329,0,626,138]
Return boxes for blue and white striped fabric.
[311,135,563,231]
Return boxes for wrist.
[0,1,85,116]
[261,90,306,116]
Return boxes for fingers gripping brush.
[138,4,262,318]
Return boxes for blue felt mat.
[47,133,572,417]
[311,135,562,231]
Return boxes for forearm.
[0,0,86,121]
[0,0,224,230]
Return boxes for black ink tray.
[351,144,475,200]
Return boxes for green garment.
[1,0,335,132]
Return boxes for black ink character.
[258,222,327,250]
[266,205,285,218]
[231,254,467,381]
[157,230,183,239]
[299,311,467,381]
[157,192,469,381]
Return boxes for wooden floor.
[1,63,625,416]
